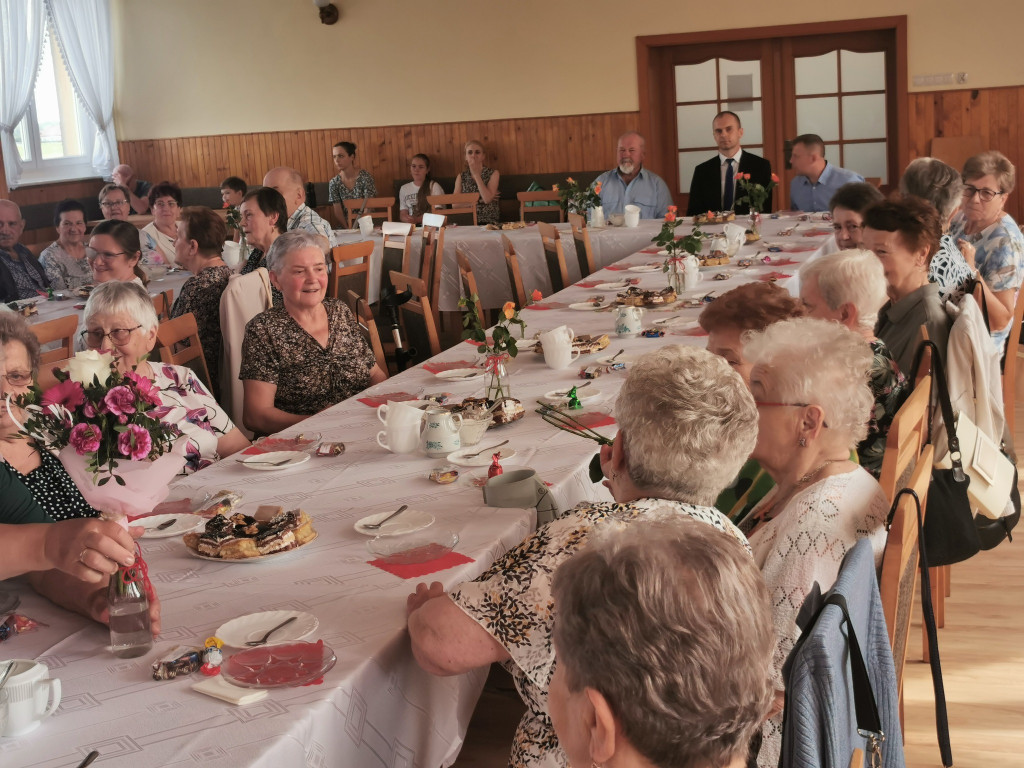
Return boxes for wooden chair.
[388,270,440,363]
[151,289,173,323]
[537,220,569,293]
[878,376,932,505]
[568,212,596,279]
[878,443,934,736]
[502,233,528,308]
[154,312,212,391]
[420,213,447,329]
[456,247,485,327]
[427,193,479,225]
[32,314,78,365]
[343,196,395,228]
[26,241,48,258]
[328,241,372,300]
[37,356,71,392]
[517,190,563,223]
[864,177,883,189]
[346,289,388,376]
[379,221,413,297]
[1002,284,1024,436]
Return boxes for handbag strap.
[893,486,954,767]
[911,339,966,482]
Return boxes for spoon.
[245,616,298,647]
[462,439,510,459]
[0,660,15,691]
[75,751,100,768]
[556,381,591,396]
[609,349,625,362]
[149,518,177,531]
[362,504,410,531]
[237,456,294,467]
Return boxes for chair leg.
[944,564,951,597]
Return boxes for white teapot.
[421,406,463,458]
[615,305,644,336]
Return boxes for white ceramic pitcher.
[615,305,644,336]
[421,406,463,458]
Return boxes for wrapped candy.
[488,454,504,479]
[565,386,583,410]
[200,637,224,676]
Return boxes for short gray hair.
[0,312,41,372]
[743,317,874,448]
[614,345,758,506]
[799,249,888,331]
[899,157,964,222]
[265,230,325,274]
[83,280,159,332]
[552,518,774,768]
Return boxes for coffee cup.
[221,240,242,269]
[624,205,641,228]
[357,215,373,236]
[483,468,560,525]
[376,400,428,454]
[377,400,429,427]
[0,660,61,737]
[540,326,578,370]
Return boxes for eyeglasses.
[1,370,32,387]
[80,326,142,346]
[832,222,863,234]
[754,400,830,428]
[153,199,179,209]
[86,248,128,262]
[100,199,129,208]
[962,185,1005,203]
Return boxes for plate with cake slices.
[183,510,317,561]
[216,610,319,648]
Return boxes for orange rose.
[552,184,559,192]
[667,205,678,213]
[502,301,516,320]
[771,173,780,183]
[594,182,602,194]
[665,212,676,222]
[531,289,543,301]
[567,177,575,184]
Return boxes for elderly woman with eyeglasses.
[948,151,1024,351]
[82,281,249,472]
[140,181,183,266]
[406,346,757,768]
[97,183,160,262]
[799,249,908,476]
[738,317,888,768]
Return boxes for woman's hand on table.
[407,581,446,617]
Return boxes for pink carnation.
[125,370,162,407]
[82,401,97,418]
[117,423,153,461]
[102,385,137,417]
[69,423,102,455]
[41,379,85,410]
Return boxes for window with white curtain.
[12,21,97,185]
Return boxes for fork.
[237,456,293,467]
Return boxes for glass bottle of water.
[108,567,153,658]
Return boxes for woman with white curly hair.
[738,317,889,768]
[798,249,908,476]
[406,345,759,768]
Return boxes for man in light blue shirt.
[789,134,865,212]
[594,131,672,219]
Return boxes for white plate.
[654,316,699,329]
[140,513,205,539]
[447,445,519,467]
[435,367,485,381]
[354,508,435,536]
[626,265,660,273]
[594,281,631,291]
[186,532,319,563]
[238,451,310,471]
[516,338,540,350]
[540,387,602,405]
[568,302,605,311]
[216,610,319,649]
[595,354,635,365]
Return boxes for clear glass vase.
[667,261,685,294]
[108,566,153,658]
[486,362,511,402]
[748,210,762,236]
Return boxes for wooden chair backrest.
[427,193,478,225]
[26,241,48,258]
[517,190,564,223]
[343,196,395,227]
[151,289,173,323]
[537,220,569,293]
[914,324,932,387]
[568,212,596,279]
[381,229,413,275]
[456,247,485,327]
[388,270,440,360]
[879,442,933,722]
[426,225,447,328]
[154,312,212,390]
[346,289,388,376]
[878,375,932,505]
[328,240,372,300]
[36,356,71,392]
[502,233,528,308]
[33,314,78,365]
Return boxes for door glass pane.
[842,94,886,140]
[13,117,32,162]
[676,103,720,149]
[843,142,887,184]
[731,100,763,145]
[796,97,839,141]
[840,50,885,92]
[679,150,713,194]
[674,60,717,103]
[794,51,837,95]
[719,59,761,99]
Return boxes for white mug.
[540,327,578,370]
[377,400,429,427]
[624,204,641,228]
[221,240,242,269]
[1,660,61,737]
[357,215,373,236]
[376,423,421,454]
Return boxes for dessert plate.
[435,367,485,381]
[186,532,319,563]
[354,508,435,536]
[568,302,605,311]
[140,513,205,539]
[540,387,603,406]
[222,640,336,688]
[516,338,540,350]
[594,281,631,291]
[626,264,660,272]
[217,610,319,648]
[595,353,636,365]
[447,445,519,467]
[238,451,310,471]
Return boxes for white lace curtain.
[0,0,118,188]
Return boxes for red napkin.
[575,280,601,288]
[605,264,627,271]
[566,412,616,429]
[640,247,661,254]
[802,228,832,237]
[368,550,475,579]
[767,257,799,267]
[357,392,419,407]
[423,360,478,374]
[525,302,569,311]
[759,272,793,282]
[465,337,494,347]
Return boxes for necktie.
[723,158,735,211]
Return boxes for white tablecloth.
[4,214,829,767]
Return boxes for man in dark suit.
[686,111,773,216]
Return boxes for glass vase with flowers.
[459,293,533,402]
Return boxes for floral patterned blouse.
[239,299,375,418]
[328,169,377,204]
[459,167,500,225]
[170,264,233,401]
[450,498,749,768]
[858,338,909,477]
[1,450,96,521]
[149,363,237,473]
[39,242,93,290]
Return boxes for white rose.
[66,350,115,386]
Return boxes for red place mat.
[605,264,628,271]
[759,272,793,282]
[525,302,569,311]
[766,257,799,267]
[640,247,661,254]
[368,550,475,579]
[423,360,478,374]
[566,412,616,429]
[802,228,833,237]
[465,337,494,347]
[357,391,419,407]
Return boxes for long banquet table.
[4,214,830,767]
